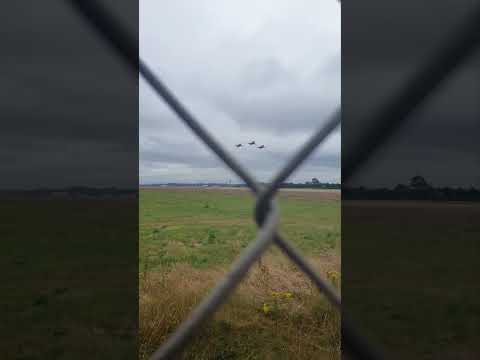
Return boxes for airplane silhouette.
[248,141,256,145]
[258,145,265,149]
[235,144,242,148]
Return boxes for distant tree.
[311,178,320,185]
[394,184,409,191]
[409,175,431,190]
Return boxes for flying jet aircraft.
[258,145,265,149]
[248,141,256,145]
[235,144,243,148]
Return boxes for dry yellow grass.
[139,255,340,360]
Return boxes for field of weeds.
[139,187,341,359]
[1,199,138,359]
[343,200,480,359]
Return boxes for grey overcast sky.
[139,0,340,184]
[343,1,480,188]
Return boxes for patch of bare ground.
[278,189,340,201]
[141,186,340,201]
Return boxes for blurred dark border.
[342,1,480,358]
[1,2,138,358]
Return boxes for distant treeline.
[148,183,244,188]
[279,182,340,189]
[0,187,137,199]
[144,181,341,189]
[344,187,480,201]
[346,176,480,201]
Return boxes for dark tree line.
[279,181,340,189]
[344,176,480,202]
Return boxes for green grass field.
[1,199,137,360]
[4,191,477,359]
[343,201,480,359]
[141,190,480,359]
[139,187,341,360]
[140,187,340,270]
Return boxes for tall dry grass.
[139,256,340,360]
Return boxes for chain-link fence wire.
[67,1,480,359]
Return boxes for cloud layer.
[343,0,480,187]
[140,0,341,184]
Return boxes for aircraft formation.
[235,141,265,149]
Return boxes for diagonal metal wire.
[67,1,385,360]
[66,1,384,359]
[138,53,343,310]
[138,49,344,313]
[255,109,340,225]
[151,202,280,359]
[66,1,480,359]
[68,0,344,298]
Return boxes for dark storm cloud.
[343,0,480,187]
[2,1,138,189]
[140,0,341,183]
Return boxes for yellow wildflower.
[262,303,270,314]
[327,270,340,280]
[326,270,340,288]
